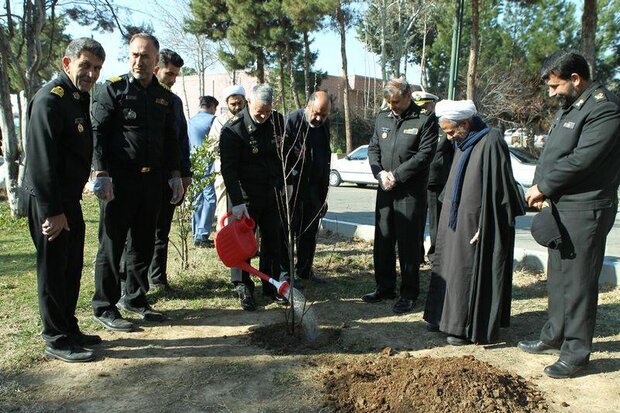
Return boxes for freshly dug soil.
[323,353,548,413]
[249,322,342,354]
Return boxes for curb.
[320,218,619,287]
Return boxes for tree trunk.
[278,51,288,114]
[286,42,302,109]
[466,0,480,100]
[581,0,597,77]
[0,53,23,218]
[420,16,429,89]
[337,1,353,154]
[303,31,312,101]
[256,48,266,83]
[379,1,388,84]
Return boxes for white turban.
[222,85,245,100]
[435,99,477,121]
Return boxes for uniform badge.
[594,92,606,102]
[155,98,168,106]
[126,109,137,120]
[574,99,585,108]
[77,123,84,133]
[50,86,64,98]
[252,147,259,154]
[381,132,388,139]
[72,92,80,100]
[403,128,418,135]
[563,121,575,129]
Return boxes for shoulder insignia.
[594,91,607,102]
[574,98,585,108]
[160,83,171,92]
[50,86,64,98]
[229,114,241,124]
[108,76,122,83]
[420,108,428,115]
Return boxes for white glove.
[231,203,250,220]
[168,177,184,204]
[93,176,114,201]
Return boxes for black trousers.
[540,203,616,365]
[373,187,426,300]
[281,188,324,279]
[148,178,175,286]
[233,192,281,296]
[27,195,85,348]
[92,171,162,315]
[426,185,443,260]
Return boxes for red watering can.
[215,212,290,298]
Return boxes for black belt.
[110,163,160,174]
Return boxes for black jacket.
[428,129,454,188]
[171,93,191,178]
[23,72,93,217]
[219,107,286,206]
[286,109,331,204]
[535,82,620,209]
[368,102,438,191]
[91,73,180,173]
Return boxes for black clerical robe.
[424,129,525,343]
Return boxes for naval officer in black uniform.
[24,38,106,362]
[518,51,620,378]
[219,84,285,311]
[91,33,183,331]
[363,77,438,314]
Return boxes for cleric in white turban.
[423,98,525,346]
[435,99,477,121]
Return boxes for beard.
[557,84,579,109]
[304,108,323,128]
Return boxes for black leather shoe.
[237,285,256,311]
[71,331,102,346]
[44,344,95,363]
[544,359,587,379]
[517,340,561,355]
[361,290,397,303]
[426,323,440,332]
[447,335,471,346]
[93,310,134,332]
[117,300,165,322]
[392,297,414,314]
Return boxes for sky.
[65,1,422,84]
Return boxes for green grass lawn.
[0,193,240,374]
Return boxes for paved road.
[325,183,620,261]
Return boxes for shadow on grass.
[0,252,35,277]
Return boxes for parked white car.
[329,144,537,193]
[508,147,537,192]
[329,145,375,187]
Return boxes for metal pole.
[447,0,465,100]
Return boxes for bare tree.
[336,0,353,154]
[581,0,597,76]
[466,0,480,100]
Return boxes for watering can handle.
[219,211,233,229]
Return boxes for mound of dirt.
[323,354,548,412]
[249,322,341,354]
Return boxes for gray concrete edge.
[320,218,619,287]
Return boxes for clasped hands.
[378,170,396,191]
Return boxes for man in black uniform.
[219,84,285,311]
[364,78,438,314]
[518,51,620,378]
[24,38,106,362]
[91,33,183,331]
[146,48,192,292]
[280,91,331,287]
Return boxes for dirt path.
[3,290,619,413]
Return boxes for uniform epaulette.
[108,76,123,83]
[228,114,242,125]
[593,90,608,103]
[50,86,64,98]
[159,83,171,92]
